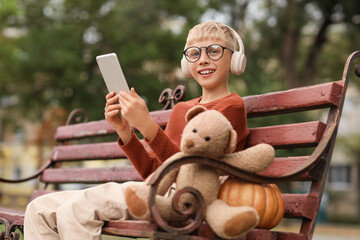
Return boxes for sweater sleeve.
[118,130,162,179]
[118,103,184,179]
[146,103,187,163]
[147,126,180,163]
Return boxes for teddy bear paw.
[206,200,259,239]
[125,185,150,220]
[223,207,259,239]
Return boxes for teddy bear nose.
[184,139,194,148]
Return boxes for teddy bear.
[124,105,275,239]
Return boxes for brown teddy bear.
[124,105,275,239]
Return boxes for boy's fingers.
[119,99,128,112]
[106,109,119,118]
[107,104,121,112]
[105,95,119,107]
[105,92,116,100]
[130,88,141,100]
[119,90,131,100]
[119,91,134,106]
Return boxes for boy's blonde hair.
[186,22,237,50]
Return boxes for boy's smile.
[198,68,215,77]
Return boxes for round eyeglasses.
[183,44,234,63]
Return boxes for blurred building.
[0,107,67,209]
[326,84,360,224]
[0,124,43,209]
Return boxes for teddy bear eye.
[205,137,211,141]
[193,128,197,133]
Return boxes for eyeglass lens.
[185,44,224,62]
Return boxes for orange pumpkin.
[219,177,284,229]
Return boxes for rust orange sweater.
[119,93,250,179]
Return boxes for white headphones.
[181,25,246,78]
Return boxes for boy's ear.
[185,106,207,122]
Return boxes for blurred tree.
[1,0,207,122]
[0,0,359,124]
[0,0,22,96]
[206,0,360,94]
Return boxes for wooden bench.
[1,51,359,240]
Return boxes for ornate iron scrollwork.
[355,64,360,78]
[149,186,206,235]
[0,218,22,240]
[65,108,89,125]
[158,85,186,110]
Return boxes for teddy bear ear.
[224,129,237,154]
[185,105,208,122]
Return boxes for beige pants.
[24,181,136,240]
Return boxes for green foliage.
[0,0,207,121]
[0,0,359,125]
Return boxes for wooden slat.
[50,140,152,161]
[103,220,158,239]
[259,156,315,180]
[41,156,320,183]
[55,109,172,141]
[40,166,143,183]
[282,193,318,220]
[51,142,127,161]
[247,229,307,240]
[103,220,308,240]
[103,215,309,240]
[247,121,327,148]
[51,122,326,162]
[42,157,315,183]
[244,81,343,117]
[0,208,24,225]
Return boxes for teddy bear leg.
[206,199,259,239]
[125,183,151,220]
[125,184,188,221]
[155,195,189,221]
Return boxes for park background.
[0,0,359,239]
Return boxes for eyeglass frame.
[183,44,234,63]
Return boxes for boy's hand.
[105,92,131,137]
[119,88,158,141]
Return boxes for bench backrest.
[42,80,342,185]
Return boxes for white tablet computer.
[96,53,130,93]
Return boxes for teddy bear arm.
[153,152,186,195]
[156,167,179,195]
[220,143,275,173]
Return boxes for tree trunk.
[282,0,299,89]
[302,12,334,85]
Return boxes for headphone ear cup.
[181,56,192,78]
[230,51,246,75]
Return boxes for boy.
[24,22,250,240]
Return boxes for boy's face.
[186,39,232,91]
